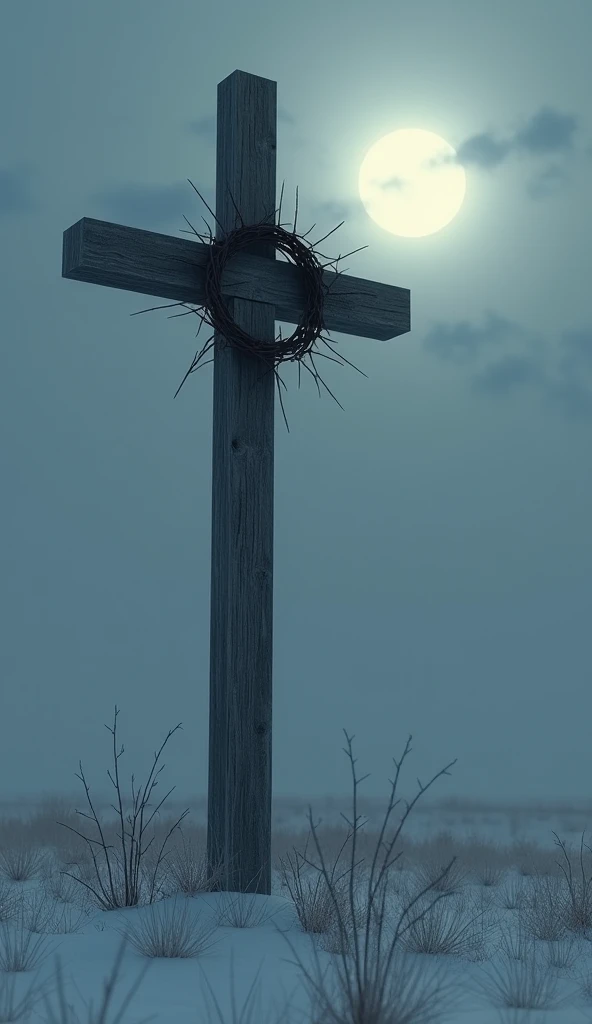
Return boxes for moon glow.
[358,129,466,238]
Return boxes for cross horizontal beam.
[63,216,410,341]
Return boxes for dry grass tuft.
[114,894,219,960]
[0,843,48,883]
[398,886,496,961]
[471,944,576,1012]
[412,855,468,896]
[0,906,60,973]
[518,873,570,942]
[495,874,525,911]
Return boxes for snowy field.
[1,771,592,1023]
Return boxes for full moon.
[358,129,466,238]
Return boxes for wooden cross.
[62,69,410,895]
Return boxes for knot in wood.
[253,565,271,586]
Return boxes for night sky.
[1,1,591,806]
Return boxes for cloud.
[277,105,296,126]
[453,106,578,172]
[188,114,216,141]
[431,106,580,198]
[455,134,512,170]
[381,175,408,192]
[90,180,215,231]
[513,107,577,155]
[311,198,359,226]
[0,165,39,215]
[471,354,545,394]
[541,328,592,419]
[423,310,519,364]
[423,312,592,423]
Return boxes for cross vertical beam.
[61,68,411,898]
[206,71,276,894]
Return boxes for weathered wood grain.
[63,217,410,340]
[206,70,276,895]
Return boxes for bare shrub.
[552,829,592,934]
[318,899,369,957]
[307,948,457,1024]
[0,881,23,923]
[279,833,356,936]
[56,706,190,911]
[519,873,569,941]
[69,848,174,914]
[278,730,462,1024]
[156,829,224,897]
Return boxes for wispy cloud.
[0,165,39,215]
[454,134,511,170]
[309,199,357,227]
[422,314,592,423]
[423,310,518,365]
[188,114,216,141]
[471,353,545,394]
[381,176,408,193]
[451,106,578,171]
[428,106,580,199]
[513,107,577,155]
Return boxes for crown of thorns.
[132,179,370,432]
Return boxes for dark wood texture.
[206,70,276,894]
[63,217,410,340]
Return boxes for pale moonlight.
[358,129,466,238]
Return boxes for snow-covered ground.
[0,789,592,1024]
